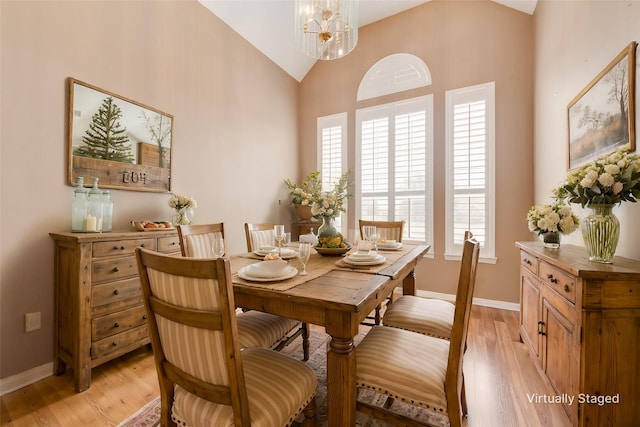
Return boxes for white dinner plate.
[342,254,386,266]
[238,265,298,282]
[377,242,403,251]
[253,247,298,259]
[349,251,379,261]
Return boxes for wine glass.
[211,236,225,258]
[362,225,377,252]
[298,242,311,276]
[274,225,285,257]
[370,228,380,252]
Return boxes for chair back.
[358,220,404,242]
[136,248,251,426]
[445,237,480,427]
[177,223,225,257]
[244,223,275,252]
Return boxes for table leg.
[326,335,356,427]
[403,269,416,295]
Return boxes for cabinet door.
[541,287,577,420]
[520,268,541,358]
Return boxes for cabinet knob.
[112,342,118,346]
[564,284,570,292]
[114,322,120,328]
[113,267,120,272]
[140,243,145,248]
[112,245,119,250]
[113,289,120,295]
[142,314,147,320]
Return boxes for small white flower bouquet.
[527,203,579,235]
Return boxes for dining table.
[228,243,430,427]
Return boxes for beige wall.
[533,0,640,256]
[0,0,299,379]
[298,0,535,304]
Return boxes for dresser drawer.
[539,262,576,304]
[158,235,180,253]
[92,238,156,258]
[91,325,149,360]
[91,278,141,308]
[520,250,538,275]
[92,256,138,283]
[92,305,148,341]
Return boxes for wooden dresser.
[516,241,640,426]
[50,230,181,392]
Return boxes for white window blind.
[356,96,433,244]
[445,82,496,262]
[317,113,347,232]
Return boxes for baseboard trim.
[399,289,520,312]
[0,362,53,396]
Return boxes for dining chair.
[358,219,405,326]
[135,248,318,427]
[382,231,473,340]
[244,222,276,252]
[355,237,480,427]
[177,223,310,361]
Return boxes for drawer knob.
[140,243,145,248]
[564,284,570,292]
[114,322,120,328]
[113,267,120,272]
[142,314,147,320]
[113,289,120,295]
[112,342,118,346]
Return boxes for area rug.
[118,330,449,426]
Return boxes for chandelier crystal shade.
[295,0,359,60]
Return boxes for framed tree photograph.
[67,78,173,192]
[567,42,636,170]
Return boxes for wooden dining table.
[228,244,430,427]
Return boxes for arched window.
[357,53,432,101]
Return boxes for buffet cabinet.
[50,231,181,392]
[517,242,640,426]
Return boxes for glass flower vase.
[172,207,193,226]
[317,216,338,238]
[541,231,560,248]
[581,204,619,263]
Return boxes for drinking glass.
[211,236,225,258]
[298,242,311,276]
[370,229,380,252]
[274,225,285,257]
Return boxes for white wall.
[533,0,640,257]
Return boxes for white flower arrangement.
[168,193,197,211]
[310,171,352,219]
[527,203,579,235]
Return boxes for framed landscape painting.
[567,42,636,170]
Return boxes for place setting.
[338,239,386,269]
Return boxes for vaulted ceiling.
[198,0,537,82]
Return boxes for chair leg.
[300,397,318,426]
[374,304,382,325]
[302,322,310,361]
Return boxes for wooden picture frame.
[567,42,636,170]
[67,78,173,192]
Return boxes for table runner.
[231,245,416,291]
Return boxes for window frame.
[444,81,497,263]
[355,95,433,249]
[317,112,348,235]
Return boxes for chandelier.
[295,0,359,60]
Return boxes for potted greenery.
[284,172,322,220]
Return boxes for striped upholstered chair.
[136,248,318,427]
[358,219,405,326]
[355,237,480,427]
[382,231,473,340]
[244,222,276,252]
[177,223,309,360]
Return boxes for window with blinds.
[445,82,496,262]
[317,113,347,232]
[356,96,433,244]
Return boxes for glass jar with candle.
[101,190,113,232]
[71,176,88,232]
[86,178,104,232]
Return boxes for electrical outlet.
[25,312,41,332]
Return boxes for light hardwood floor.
[1,306,570,427]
